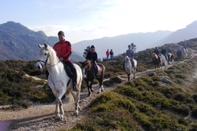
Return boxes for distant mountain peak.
[1,21,30,33]
[186,20,197,29]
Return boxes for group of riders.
[48,30,188,92]
[153,44,187,62]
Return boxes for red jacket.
[53,40,71,62]
[106,50,109,56]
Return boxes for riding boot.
[94,64,100,76]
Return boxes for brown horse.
[177,50,182,62]
[152,53,162,71]
[167,53,174,64]
[80,60,105,97]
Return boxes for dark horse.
[152,53,162,71]
[167,53,174,64]
[177,50,182,62]
[80,60,105,97]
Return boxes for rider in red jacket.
[53,31,78,91]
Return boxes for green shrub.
[172,93,185,102]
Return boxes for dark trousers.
[63,61,77,87]
[92,61,98,74]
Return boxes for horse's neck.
[47,53,61,72]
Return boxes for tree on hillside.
[83,46,91,58]
[131,43,137,53]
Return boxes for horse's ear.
[44,43,48,49]
[38,44,45,48]
[38,44,41,48]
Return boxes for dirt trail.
[0,49,195,131]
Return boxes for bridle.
[37,52,60,68]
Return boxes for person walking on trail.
[53,31,79,91]
[125,45,135,67]
[106,49,110,60]
[86,45,100,76]
[110,49,114,60]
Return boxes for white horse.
[124,56,137,81]
[182,48,188,58]
[158,53,168,69]
[35,43,82,120]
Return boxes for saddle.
[93,64,100,74]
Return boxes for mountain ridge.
[0,21,84,61]
[1,20,197,60]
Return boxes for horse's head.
[35,43,57,69]
[125,56,130,62]
[80,60,92,70]
[124,56,132,68]
[152,53,158,59]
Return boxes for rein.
[37,54,60,67]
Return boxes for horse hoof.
[60,116,64,121]
[88,93,91,97]
[74,111,79,116]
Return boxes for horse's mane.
[47,44,56,55]
[125,56,130,60]
[42,44,59,64]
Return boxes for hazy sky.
[1,0,197,43]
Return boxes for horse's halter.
[37,48,60,68]
[37,51,50,68]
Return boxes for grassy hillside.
[1,38,197,130]
[71,57,197,131]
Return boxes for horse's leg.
[90,81,94,92]
[86,80,91,97]
[71,90,80,115]
[128,73,130,81]
[55,89,65,120]
[55,99,60,118]
[89,80,95,95]
[98,75,104,93]
[100,77,104,92]
[59,99,64,120]
[133,70,136,79]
